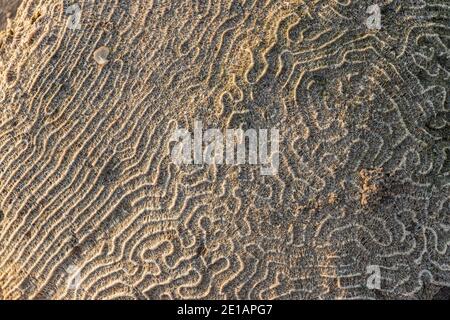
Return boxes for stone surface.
[0,0,22,30]
[0,0,448,300]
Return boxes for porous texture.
[0,0,449,300]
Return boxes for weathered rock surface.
[0,0,448,299]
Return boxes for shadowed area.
[0,0,22,30]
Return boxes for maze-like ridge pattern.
[0,0,448,299]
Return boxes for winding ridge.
[0,0,449,299]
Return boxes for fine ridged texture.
[0,0,449,300]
